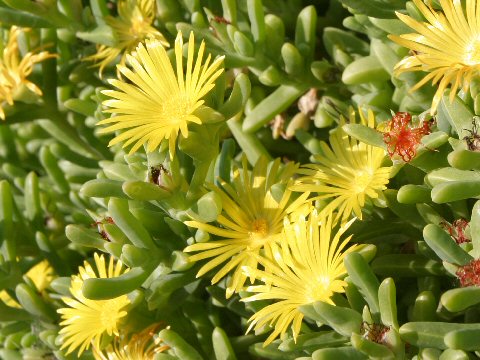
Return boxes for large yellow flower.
[93,324,169,360]
[390,0,480,114]
[0,26,55,120]
[85,0,168,76]
[242,211,357,346]
[57,253,131,356]
[290,109,391,223]
[99,31,224,158]
[183,157,311,298]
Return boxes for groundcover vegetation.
[1,0,480,359]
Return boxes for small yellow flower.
[290,108,391,223]
[183,157,311,298]
[99,31,224,158]
[242,211,357,346]
[0,26,55,120]
[57,253,130,356]
[390,0,480,114]
[0,260,54,308]
[93,324,169,360]
[85,0,168,76]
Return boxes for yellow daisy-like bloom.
[0,259,55,308]
[390,0,480,115]
[183,157,311,298]
[93,324,169,360]
[290,108,391,223]
[85,0,168,77]
[99,31,224,158]
[0,26,55,120]
[57,253,131,356]
[242,211,357,346]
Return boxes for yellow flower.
[0,259,55,308]
[0,26,55,120]
[183,157,311,298]
[290,108,391,223]
[242,211,357,346]
[93,324,169,360]
[57,253,130,356]
[390,0,480,114]
[99,31,224,158]
[85,0,168,77]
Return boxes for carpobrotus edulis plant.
[2,0,480,359]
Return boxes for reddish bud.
[383,112,433,162]
[440,218,470,244]
[456,259,480,287]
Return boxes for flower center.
[464,37,480,65]
[248,218,269,249]
[160,95,190,124]
[100,300,126,331]
[305,275,331,303]
[352,170,372,193]
[130,16,150,39]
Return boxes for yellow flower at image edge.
[57,253,130,356]
[0,26,55,120]
[0,260,54,308]
[85,0,168,76]
[99,31,224,158]
[390,0,480,114]
[184,157,311,298]
[291,108,391,223]
[242,211,358,346]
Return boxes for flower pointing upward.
[99,31,224,158]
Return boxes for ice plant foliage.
[100,31,224,158]
[291,108,391,223]
[383,112,433,162]
[242,211,357,346]
[456,259,480,287]
[390,0,480,114]
[85,0,168,76]
[0,26,55,120]
[57,253,131,356]
[92,324,169,360]
[184,157,311,298]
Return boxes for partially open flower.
[0,26,55,119]
[85,0,168,77]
